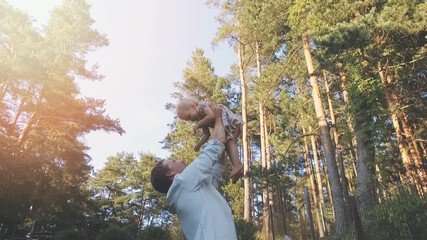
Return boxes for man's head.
[150,159,187,194]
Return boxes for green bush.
[57,229,88,240]
[139,226,172,240]
[363,191,427,240]
[235,219,259,240]
[96,224,133,240]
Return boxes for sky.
[7,0,236,170]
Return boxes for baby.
[176,98,244,183]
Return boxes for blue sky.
[7,0,236,170]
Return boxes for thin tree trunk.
[401,114,426,193]
[324,76,349,199]
[0,80,9,102]
[378,62,426,192]
[265,114,274,238]
[17,112,37,147]
[310,126,325,205]
[237,41,252,221]
[136,198,147,237]
[304,128,325,238]
[341,79,358,180]
[302,35,347,234]
[255,39,271,239]
[277,183,287,236]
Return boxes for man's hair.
[150,160,172,194]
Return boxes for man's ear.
[166,172,175,181]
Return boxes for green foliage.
[139,226,172,240]
[89,152,171,229]
[168,216,186,240]
[235,219,260,240]
[90,152,140,221]
[57,229,88,240]
[363,190,427,240]
[95,225,133,240]
[222,180,245,219]
[172,48,229,103]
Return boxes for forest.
[1,0,426,239]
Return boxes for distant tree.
[90,152,138,221]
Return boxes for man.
[151,105,237,240]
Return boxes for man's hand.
[212,104,222,118]
[210,105,226,144]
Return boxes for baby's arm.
[193,106,216,151]
[194,127,210,151]
[193,106,215,130]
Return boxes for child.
[176,98,244,183]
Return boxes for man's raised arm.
[210,105,226,144]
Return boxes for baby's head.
[176,98,199,121]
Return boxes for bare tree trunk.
[0,80,9,102]
[304,128,325,238]
[324,76,349,199]
[401,114,424,162]
[378,62,426,192]
[341,79,358,180]
[17,112,37,147]
[237,41,252,221]
[136,198,147,237]
[277,183,288,236]
[401,114,426,192]
[354,118,376,209]
[255,39,271,239]
[310,126,325,205]
[302,35,347,234]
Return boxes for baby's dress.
[196,100,244,140]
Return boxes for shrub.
[96,224,133,240]
[139,226,172,240]
[363,190,427,240]
[57,229,88,240]
[235,219,259,240]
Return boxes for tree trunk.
[302,35,347,234]
[401,114,427,192]
[237,41,252,220]
[304,128,325,237]
[255,39,271,239]
[341,79,358,180]
[354,118,376,210]
[0,80,9,102]
[17,112,37,147]
[136,198,147,237]
[324,76,349,199]
[310,126,325,205]
[378,62,426,192]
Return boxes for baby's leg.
[225,126,243,183]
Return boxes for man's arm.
[195,105,225,151]
[210,105,226,144]
[174,105,226,190]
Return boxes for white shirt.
[166,140,237,240]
